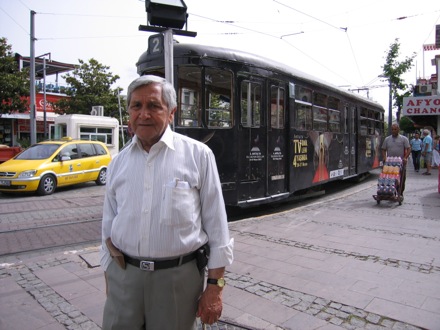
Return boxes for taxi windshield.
[16,144,60,160]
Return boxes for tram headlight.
[18,170,37,178]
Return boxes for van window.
[79,143,96,158]
[60,144,79,160]
[93,143,108,155]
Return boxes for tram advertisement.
[290,131,345,191]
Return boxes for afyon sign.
[402,96,440,116]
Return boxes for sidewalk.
[0,166,439,330]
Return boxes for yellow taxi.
[0,138,112,195]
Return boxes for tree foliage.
[399,116,416,134]
[381,38,416,123]
[52,58,123,118]
[0,37,30,115]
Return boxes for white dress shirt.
[100,126,234,271]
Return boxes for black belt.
[124,252,196,271]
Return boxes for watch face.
[217,278,225,287]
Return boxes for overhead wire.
[0,6,29,36]
[3,1,439,93]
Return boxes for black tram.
[137,43,385,207]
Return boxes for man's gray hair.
[423,129,430,135]
[126,75,177,111]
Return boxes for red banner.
[423,44,439,51]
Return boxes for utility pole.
[29,10,37,145]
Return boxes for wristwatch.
[207,278,226,288]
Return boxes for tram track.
[0,218,102,257]
[0,217,101,234]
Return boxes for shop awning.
[15,53,77,79]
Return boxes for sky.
[1,0,440,115]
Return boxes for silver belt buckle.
[140,261,155,271]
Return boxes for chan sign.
[402,96,440,116]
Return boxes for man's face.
[128,83,175,151]
[391,126,399,137]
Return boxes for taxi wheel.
[37,174,57,196]
[95,168,107,185]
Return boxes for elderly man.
[421,129,433,175]
[100,75,234,329]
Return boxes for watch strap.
[207,277,225,287]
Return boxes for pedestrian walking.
[409,131,422,172]
[421,129,433,175]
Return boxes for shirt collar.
[131,125,175,152]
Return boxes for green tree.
[399,116,416,134]
[0,37,30,115]
[381,38,416,126]
[53,58,122,118]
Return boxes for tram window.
[359,107,368,136]
[241,81,261,127]
[313,92,328,131]
[205,68,232,128]
[329,109,340,132]
[351,106,356,134]
[344,106,349,134]
[270,86,284,129]
[295,104,312,130]
[296,86,312,103]
[360,118,368,135]
[178,66,202,127]
[328,97,340,132]
[328,96,339,109]
[294,86,312,130]
[368,110,375,134]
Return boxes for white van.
[52,114,120,156]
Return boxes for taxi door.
[77,143,100,182]
[55,144,85,186]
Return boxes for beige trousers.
[103,258,203,330]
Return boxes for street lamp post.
[30,11,37,145]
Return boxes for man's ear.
[168,107,177,124]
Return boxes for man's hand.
[197,285,223,325]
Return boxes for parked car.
[0,138,112,195]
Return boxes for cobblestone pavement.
[0,256,100,330]
[0,251,251,330]
[0,167,438,329]
[0,251,426,330]
[225,272,423,330]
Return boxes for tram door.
[238,78,267,202]
[267,82,287,196]
[348,105,357,175]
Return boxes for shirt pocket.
[160,181,198,226]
